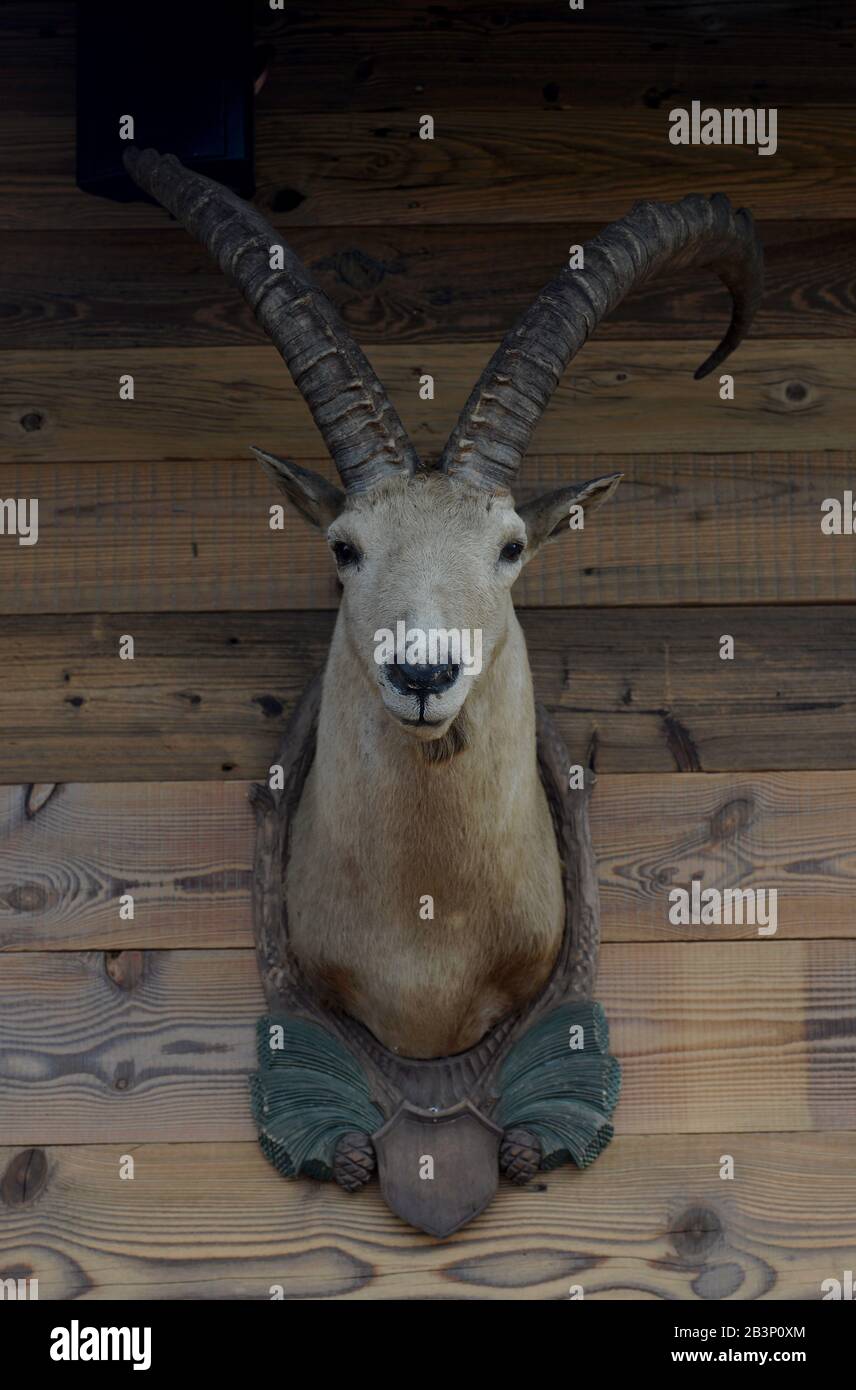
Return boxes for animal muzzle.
[385,661,460,697]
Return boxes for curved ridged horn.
[123,147,419,493]
[440,193,764,489]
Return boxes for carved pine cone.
[500,1127,542,1185]
[333,1131,376,1192]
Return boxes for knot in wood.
[105,950,145,991]
[671,1204,723,1260]
[1,1148,48,1207]
[709,795,755,842]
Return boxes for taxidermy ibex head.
[126,148,762,1059]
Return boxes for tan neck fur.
[285,603,564,1056]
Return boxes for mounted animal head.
[125,149,763,741]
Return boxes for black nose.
[386,662,460,696]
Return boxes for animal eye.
[499,540,525,563]
[332,540,361,568]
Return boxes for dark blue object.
[76,0,255,201]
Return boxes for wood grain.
[7,1,856,116]
[1,342,850,463]
[0,452,853,614]
[231,107,856,226]
[0,781,254,950]
[5,107,856,229]
[3,221,853,350]
[253,0,856,111]
[1,1132,854,1299]
[0,607,854,781]
[0,942,852,1141]
[2,771,855,951]
[595,772,856,942]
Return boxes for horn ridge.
[440,192,763,489]
[123,146,418,492]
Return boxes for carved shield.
[372,1101,502,1237]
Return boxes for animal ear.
[517,473,622,556]
[252,447,346,530]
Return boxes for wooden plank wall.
[1,1,855,1300]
